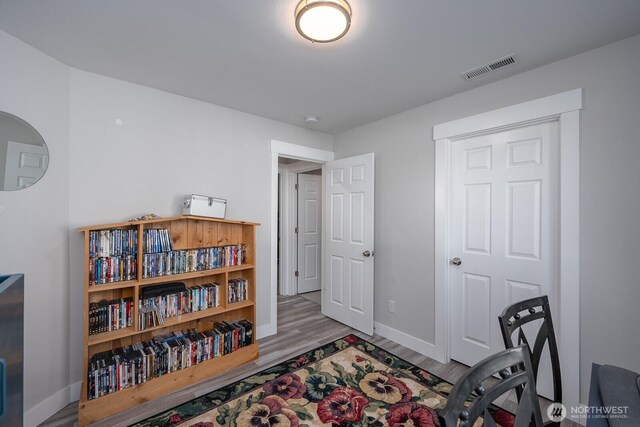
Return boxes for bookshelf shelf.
[87,280,137,293]
[227,299,254,310]
[139,263,254,286]
[77,215,260,426]
[87,327,136,346]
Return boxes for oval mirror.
[0,111,49,191]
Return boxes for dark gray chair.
[498,295,562,426]
[439,345,544,427]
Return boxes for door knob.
[451,257,462,266]
[363,250,372,257]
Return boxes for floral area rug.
[132,335,514,427]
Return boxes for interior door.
[297,173,322,293]
[449,122,558,397]
[322,153,375,335]
[3,141,48,190]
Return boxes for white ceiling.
[1,1,640,134]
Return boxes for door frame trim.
[270,140,334,337]
[433,89,583,411]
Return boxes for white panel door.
[4,141,48,190]
[322,153,375,335]
[449,122,559,396]
[297,173,322,293]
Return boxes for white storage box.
[182,194,227,219]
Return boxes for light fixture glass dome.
[295,0,352,43]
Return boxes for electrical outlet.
[388,300,396,313]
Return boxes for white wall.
[67,69,333,388]
[334,34,640,404]
[0,30,71,426]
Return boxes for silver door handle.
[363,250,372,257]
[451,257,462,266]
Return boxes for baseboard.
[24,382,78,427]
[373,322,441,362]
[257,323,276,340]
[70,380,82,402]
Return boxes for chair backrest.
[439,345,544,427]
[498,295,562,410]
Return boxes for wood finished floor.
[298,290,321,304]
[40,294,577,426]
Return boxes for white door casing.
[4,140,48,190]
[449,122,559,398]
[434,89,582,413]
[297,173,322,293]
[322,153,375,335]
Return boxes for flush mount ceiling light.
[295,0,352,43]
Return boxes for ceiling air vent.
[461,54,517,80]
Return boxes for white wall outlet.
[388,300,396,313]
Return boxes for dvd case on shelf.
[89,297,133,335]
[89,229,138,258]
[138,283,221,330]
[87,319,252,400]
[88,229,138,285]
[142,229,173,254]
[142,244,246,279]
[228,278,249,304]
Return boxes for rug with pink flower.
[132,335,514,427]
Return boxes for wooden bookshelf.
[77,215,260,426]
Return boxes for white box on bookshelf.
[182,194,226,218]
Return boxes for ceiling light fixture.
[295,0,352,43]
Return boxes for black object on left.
[0,274,24,427]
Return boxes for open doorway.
[268,140,334,338]
[277,157,323,303]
